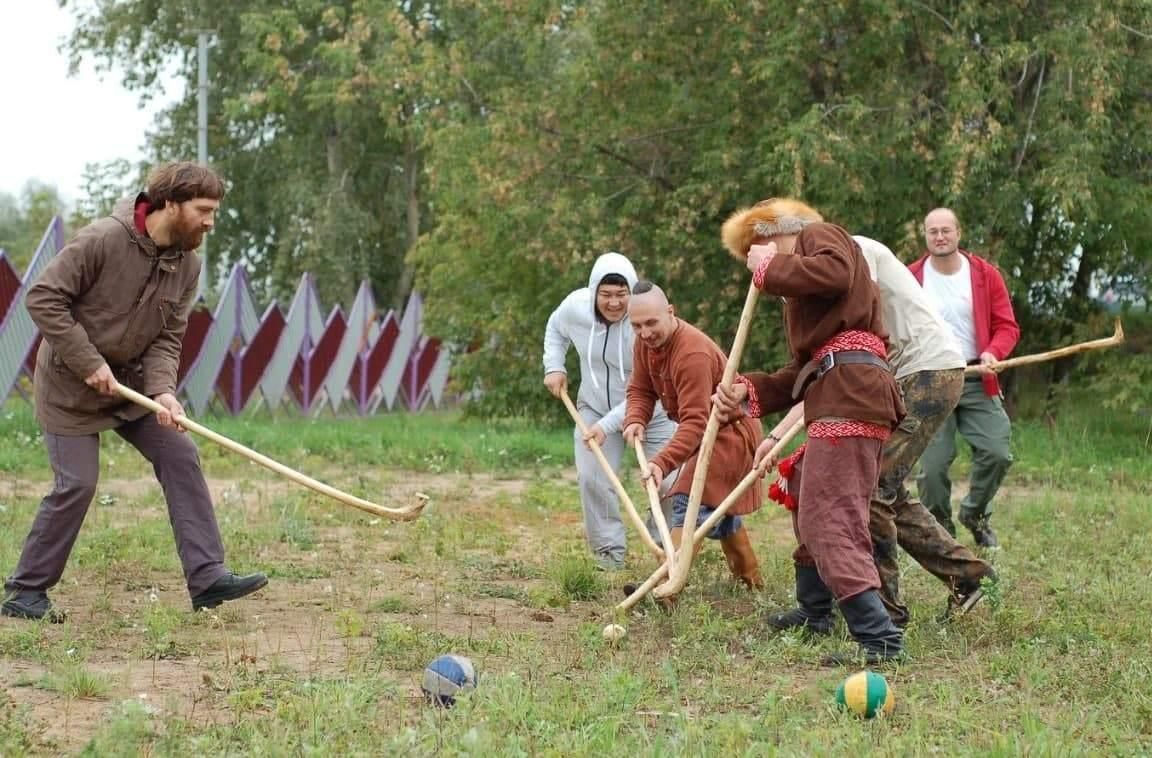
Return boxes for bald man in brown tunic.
[623,282,763,599]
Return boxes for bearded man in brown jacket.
[715,198,905,665]
[623,282,764,601]
[2,162,267,623]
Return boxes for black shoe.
[941,568,999,621]
[1,591,66,623]
[191,572,268,611]
[960,512,1000,550]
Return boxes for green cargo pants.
[917,375,1013,536]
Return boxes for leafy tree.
[58,0,1152,419]
[0,182,67,272]
[415,0,1152,419]
[61,0,445,308]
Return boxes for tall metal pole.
[197,31,210,297]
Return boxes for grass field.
[0,400,1150,755]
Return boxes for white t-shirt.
[853,236,966,377]
[921,254,979,361]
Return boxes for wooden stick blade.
[114,385,428,521]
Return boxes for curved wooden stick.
[634,438,676,577]
[559,392,665,560]
[964,319,1125,374]
[653,282,760,598]
[618,419,804,612]
[115,385,428,521]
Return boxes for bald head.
[923,207,961,257]
[629,281,677,349]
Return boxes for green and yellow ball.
[835,671,895,719]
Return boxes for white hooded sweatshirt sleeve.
[542,252,643,432]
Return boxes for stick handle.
[114,385,427,521]
[559,392,665,560]
[655,281,760,598]
[618,419,804,612]
[964,321,1125,374]
[635,438,676,575]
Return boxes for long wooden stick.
[653,282,760,599]
[635,438,676,577]
[617,419,804,612]
[115,385,428,521]
[965,319,1124,374]
[559,392,665,560]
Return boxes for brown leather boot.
[720,528,764,590]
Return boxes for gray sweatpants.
[5,414,228,597]
[573,406,677,563]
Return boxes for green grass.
[0,394,1149,754]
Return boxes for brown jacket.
[625,319,764,515]
[745,223,904,426]
[27,195,201,435]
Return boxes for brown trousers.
[5,415,227,596]
[791,436,883,601]
[871,369,990,625]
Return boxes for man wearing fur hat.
[716,213,996,628]
[713,198,904,665]
[543,253,677,570]
[622,282,764,597]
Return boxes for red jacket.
[908,250,1020,397]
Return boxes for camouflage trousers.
[870,368,991,626]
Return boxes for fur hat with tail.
[720,198,824,260]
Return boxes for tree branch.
[1119,22,1152,40]
[1014,57,1046,173]
[537,125,676,192]
[908,1,955,32]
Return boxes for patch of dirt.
[0,465,804,752]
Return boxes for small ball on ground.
[422,654,476,708]
[835,670,895,719]
[602,623,626,643]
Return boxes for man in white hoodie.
[543,252,676,570]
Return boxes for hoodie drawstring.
[586,325,600,390]
[617,325,625,383]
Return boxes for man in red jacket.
[908,208,1020,548]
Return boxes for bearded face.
[170,199,219,251]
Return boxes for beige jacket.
[27,195,200,435]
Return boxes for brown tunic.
[26,195,201,435]
[745,223,904,426]
[625,319,763,516]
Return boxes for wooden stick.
[617,419,804,612]
[653,282,760,599]
[965,319,1125,374]
[635,438,676,577]
[115,385,428,521]
[559,392,665,560]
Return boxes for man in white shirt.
[909,208,1020,549]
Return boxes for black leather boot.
[821,589,904,666]
[765,564,834,635]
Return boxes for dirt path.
[9,466,794,752]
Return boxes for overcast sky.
[0,1,182,205]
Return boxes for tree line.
[42,0,1152,420]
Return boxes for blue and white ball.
[422,654,476,707]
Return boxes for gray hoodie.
[543,252,653,433]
